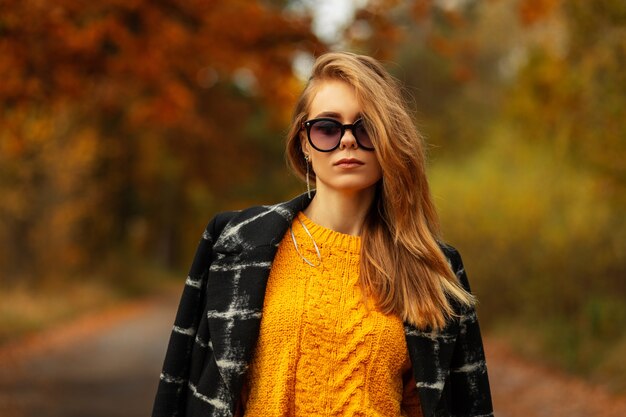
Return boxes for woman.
[153,52,493,417]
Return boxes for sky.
[291,0,366,81]
[306,0,365,43]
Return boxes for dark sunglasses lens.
[310,120,342,150]
[354,120,374,149]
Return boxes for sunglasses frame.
[302,118,375,152]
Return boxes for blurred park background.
[1,0,625,397]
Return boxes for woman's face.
[301,79,382,197]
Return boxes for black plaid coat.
[152,193,493,417]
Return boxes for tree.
[0,0,324,281]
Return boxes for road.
[1,293,625,417]
[0,295,178,417]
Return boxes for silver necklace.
[290,217,321,267]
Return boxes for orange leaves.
[429,35,455,57]
[518,0,561,26]
[0,0,323,140]
[1,0,322,112]
[452,64,474,82]
[0,0,324,280]
[410,0,433,21]
[150,81,195,126]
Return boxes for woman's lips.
[335,158,364,167]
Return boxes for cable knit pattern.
[244,212,420,417]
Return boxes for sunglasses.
[302,118,375,152]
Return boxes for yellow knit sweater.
[243,212,421,417]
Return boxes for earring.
[305,154,311,198]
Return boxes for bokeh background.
[1,0,625,399]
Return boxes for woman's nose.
[339,128,358,149]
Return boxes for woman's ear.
[300,133,310,157]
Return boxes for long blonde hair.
[286,52,475,329]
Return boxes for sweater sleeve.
[152,213,232,417]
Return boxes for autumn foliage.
[0,0,324,281]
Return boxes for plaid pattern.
[152,193,493,417]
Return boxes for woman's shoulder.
[208,202,289,230]
[437,241,462,267]
[206,192,312,234]
[438,242,473,293]
[202,193,310,249]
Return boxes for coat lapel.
[204,193,312,406]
